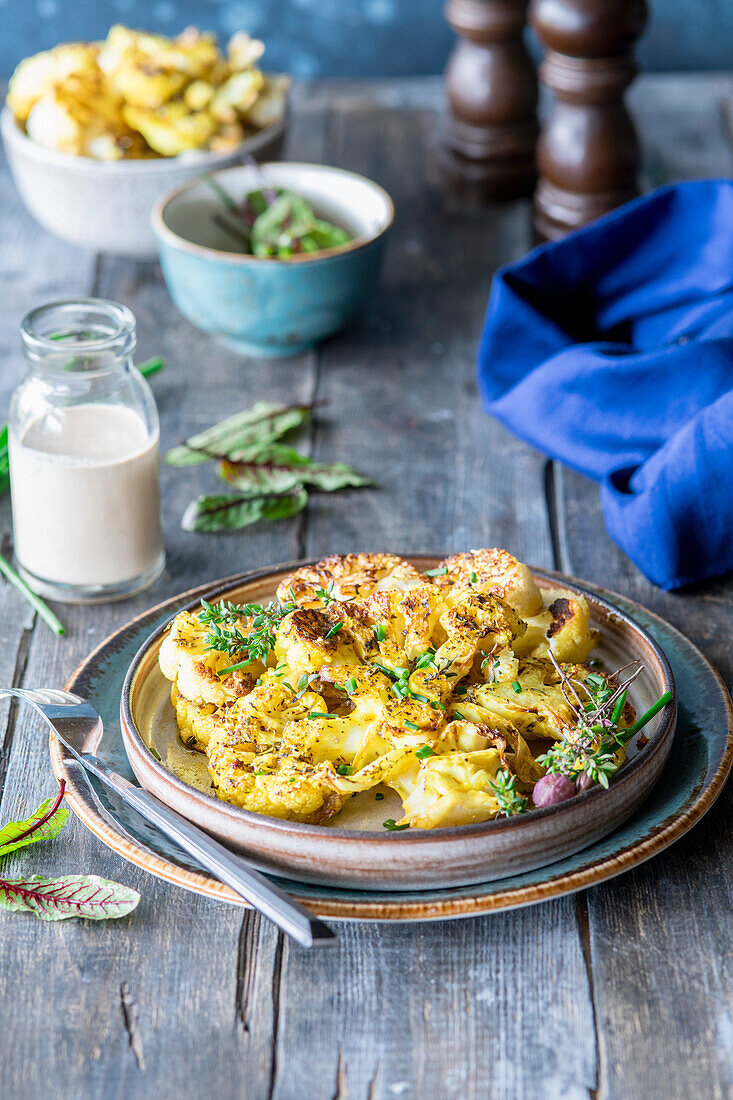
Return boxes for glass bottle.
[8,298,165,602]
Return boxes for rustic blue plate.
[51,569,733,921]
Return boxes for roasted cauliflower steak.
[158,549,614,829]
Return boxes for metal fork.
[0,687,335,948]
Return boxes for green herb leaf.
[414,744,433,758]
[219,447,373,495]
[182,487,308,532]
[309,711,338,720]
[425,567,448,577]
[250,189,351,258]
[325,623,343,640]
[344,676,358,694]
[382,819,409,832]
[375,791,384,801]
[138,356,164,379]
[623,690,672,738]
[336,764,353,776]
[0,553,65,636]
[512,680,522,694]
[610,689,627,726]
[0,874,140,921]
[166,402,315,467]
[489,768,527,817]
[0,783,68,859]
[373,624,387,643]
[404,721,419,731]
[470,571,478,583]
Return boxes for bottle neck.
[20,298,137,380]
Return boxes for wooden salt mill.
[441,0,538,200]
[530,0,648,240]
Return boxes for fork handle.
[79,755,335,948]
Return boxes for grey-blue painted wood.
[0,74,731,1100]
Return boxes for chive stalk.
[0,553,64,636]
[624,691,673,737]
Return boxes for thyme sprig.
[539,654,671,789]
[201,596,296,674]
[489,769,528,817]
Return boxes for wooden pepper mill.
[441,0,538,200]
[530,0,647,239]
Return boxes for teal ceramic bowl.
[151,162,393,357]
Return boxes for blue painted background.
[1,0,729,78]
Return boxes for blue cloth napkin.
[477,179,733,590]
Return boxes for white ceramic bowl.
[0,101,288,259]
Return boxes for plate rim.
[52,561,733,920]
[119,559,676,844]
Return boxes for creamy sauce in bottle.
[10,403,163,589]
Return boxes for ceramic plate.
[117,560,675,890]
[47,561,731,917]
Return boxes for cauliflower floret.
[277,553,425,608]
[274,607,361,679]
[158,609,261,707]
[515,590,597,663]
[435,548,543,617]
[170,683,219,753]
[398,749,505,829]
[7,43,99,123]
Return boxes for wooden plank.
[0,90,330,1100]
[269,100,598,1100]
[552,77,733,1100]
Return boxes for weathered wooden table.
[1,74,732,1100]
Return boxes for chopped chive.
[148,745,162,762]
[470,571,478,583]
[308,710,337,720]
[454,685,468,696]
[586,673,606,689]
[344,676,358,694]
[410,692,431,705]
[624,691,672,737]
[325,622,343,640]
[0,553,64,636]
[254,770,264,776]
[611,689,627,726]
[512,681,522,694]
[404,720,419,731]
[375,791,384,801]
[296,673,309,691]
[425,567,448,577]
[415,744,433,759]
[138,355,164,378]
[218,658,252,677]
[453,710,467,721]
[373,624,387,642]
[336,764,353,776]
[382,818,409,831]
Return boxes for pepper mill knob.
[530,0,648,239]
[441,0,538,201]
